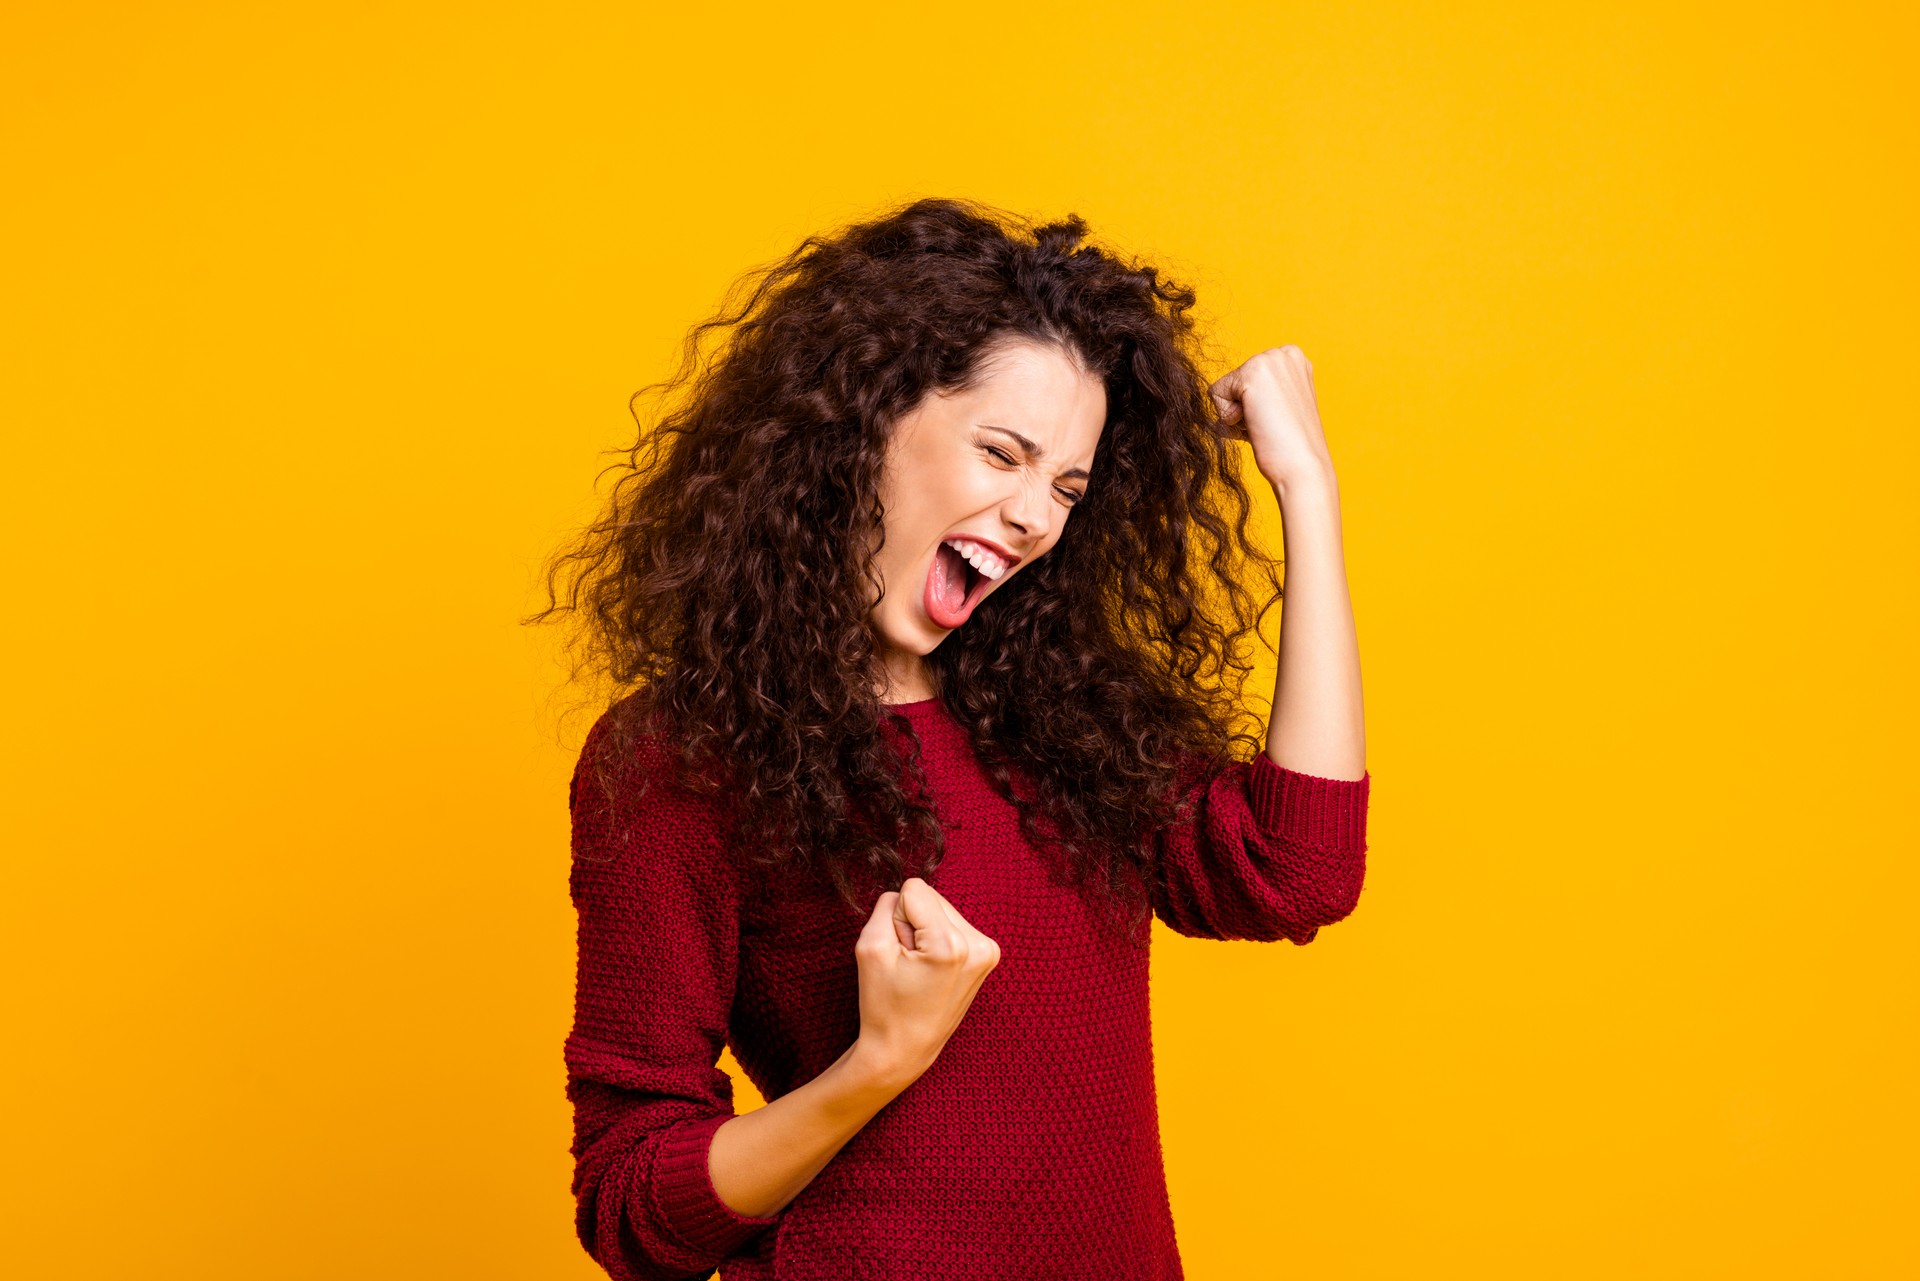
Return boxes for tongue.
[932,543,969,612]
[926,543,979,629]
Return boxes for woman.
[530,196,1371,1281]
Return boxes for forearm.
[1264,469,1367,781]
[707,1037,915,1219]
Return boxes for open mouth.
[923,541,994,629]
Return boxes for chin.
[905,621,948,649]
[876,610,943,653]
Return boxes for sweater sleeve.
[1150,752,1372,944]
[564,715,781,1281]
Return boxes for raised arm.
[1211,344,1366,783]
[1150,347,1372,943]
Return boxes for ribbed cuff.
[1247,755,1371,851]
[649,1111,781,1258]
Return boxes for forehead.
[947,341,1106,452]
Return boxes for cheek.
[872,531,925,603]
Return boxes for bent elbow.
[1306,846,1368,925]
[571,1141,711,1281]
[1260,839,1368,943]
[572,1104,781,1281]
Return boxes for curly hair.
[525,195,1283,943]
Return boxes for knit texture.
[564,695,1371,1281]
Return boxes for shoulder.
[569,696,743,879]
[573,697,687,795]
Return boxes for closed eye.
[980,443,1085,507]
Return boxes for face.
[864,338,1107,703]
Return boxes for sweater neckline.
[884,695,941,713]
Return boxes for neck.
[873,655,938,705]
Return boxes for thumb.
[1209,366,1247,432]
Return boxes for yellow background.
[4,2,1914,1277]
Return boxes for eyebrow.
[978,423,1092,482]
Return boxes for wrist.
[1265,461,1339,504]
[838,1036,925,1102]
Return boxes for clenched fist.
[851,877,1002,1089]
[1209,344,1336,495]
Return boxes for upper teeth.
[945,538,1009,581]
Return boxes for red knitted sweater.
[564,694,1371,1280]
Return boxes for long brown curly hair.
[526,195,1283,942]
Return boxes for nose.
[1001,474,1053,547]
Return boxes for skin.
[1209,345,1368,783]
[706,875,998,1222]
[708,342,1367,1221]
[862,336,1108,704]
